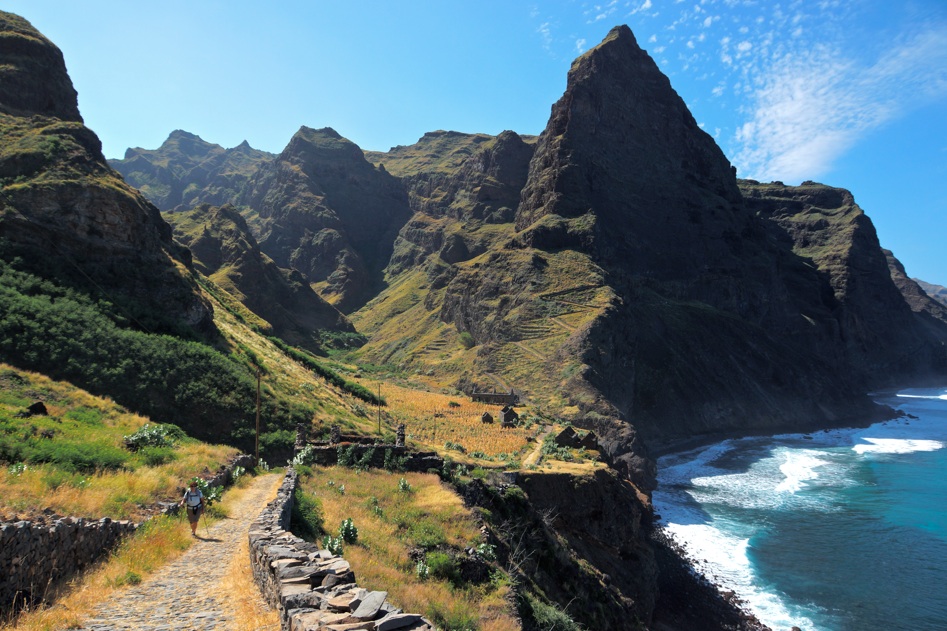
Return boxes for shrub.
[191,477,223,505]
[290,488,324,542]
[425,551,460,584]
[339,517,359,544]
[458,332,475,349]
[398,477,411,493]
[322,535,344,556]
[122,423,184,451]
[383,448,408,472]
[416,559,430,580]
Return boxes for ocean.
[652,387,947,631]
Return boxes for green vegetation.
[292,466,517,631]
[0,364,238,519]
[0,259,310,453]
[290,487,324,541]
[267,336,385,405]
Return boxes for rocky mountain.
[8,11,947,630]
[116,25,947,490]
[242,126,413,312]
[914,277,947,308]
[164,203,355,352]
[0,11,211,333]
[109,130,274,213]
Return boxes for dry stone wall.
[0,453,255,615]
[0,516,137,613]
[249,468,436,631]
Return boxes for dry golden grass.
[219,475,281,631]
[0,364,239,520]
[354,380,533,459]
[298,466,518,631]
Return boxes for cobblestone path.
[79,474,282,631]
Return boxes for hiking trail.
[78,473,282,631]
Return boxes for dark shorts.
[186,505,202,523]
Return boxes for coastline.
[650,526,773,631]
[649,386,947,631]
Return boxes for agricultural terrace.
[355,379,536,460]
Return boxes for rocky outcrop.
[0,12,80,121]
[165,204,354,352]
[515,469,657,628]
[0,11,212,333]
[109,130,274,211]
[437,26,892,485]
[373,130,535,277]
[914,278,947,308]
[244,127,413,312]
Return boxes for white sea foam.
[775,450,830,493]
[660,522,818,631]
[851,437,944,454]
[654,386,947,631]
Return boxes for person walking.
[180,480,205,536]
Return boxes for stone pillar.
[396,424,406,447]
[294,423,309,451]
[330,425,341,444]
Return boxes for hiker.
[180,480,205,536]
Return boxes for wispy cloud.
[734,24,947,181]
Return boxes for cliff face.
[743,181,947,384]
[0,11,211,332]
[434,26,889,485]
[109,130,274,212]
[244,126,413,312]
[164,204,355,353]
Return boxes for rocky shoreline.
[650,528,772,631]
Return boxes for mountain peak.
[0,10,81,121]
[516,23,741,257]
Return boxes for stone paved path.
[79,474,282,631]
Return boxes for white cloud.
[537,21,552,50]
[733,25,947,182]
[630,0,653,15]
[576,38,587,53]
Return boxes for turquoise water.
[653,387,947,631]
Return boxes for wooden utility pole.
[255,368,261,464]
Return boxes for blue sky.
[8,1,947,285]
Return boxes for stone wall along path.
[78,473,283,631]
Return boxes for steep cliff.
[243,126,412,312]
[434,26,890,486]
[164,204,356,353]
[0,11,211,333]
[742,180,947,384]
[109,130,274,212]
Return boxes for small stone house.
[481,412,494,424]
[499,405,519,428]
[554,426,579,448]
[578,430,599,451]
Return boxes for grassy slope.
[295,465,518,631]
[0,362,237,520]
